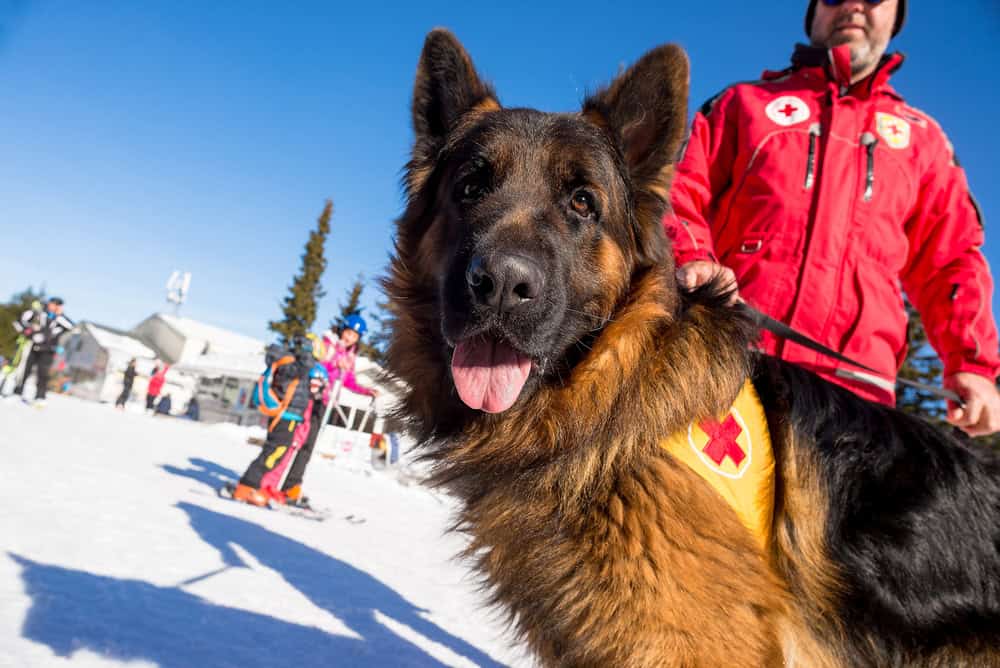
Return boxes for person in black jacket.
[233,337,328,506]
[13,297,74,405]
[115,358,138,409]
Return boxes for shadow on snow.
[13,501,506,668]
[161,456,240,491]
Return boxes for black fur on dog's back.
[756,355,1000,664]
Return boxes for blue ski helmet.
[344,314,368,337]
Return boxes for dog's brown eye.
[455,159,491,204]
[455,177,486,204]
[462,182,483,200]
[570,189,595,217]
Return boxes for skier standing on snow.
[232,336,328,507]
[115,358,137,409]
[277,314,379,506]
[13,297,74,406]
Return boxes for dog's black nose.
[466,254,544,312]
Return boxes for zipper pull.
[804,123,821,190]
[861,132,878,201]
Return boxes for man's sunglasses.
[820,0,885,5]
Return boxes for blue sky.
[1,1,998,343]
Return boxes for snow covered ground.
[0,394,532,667]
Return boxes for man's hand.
[675,261,741,305]
[944,372,1000,437]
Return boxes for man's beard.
[824,32,878,76]
[848,42,877,76]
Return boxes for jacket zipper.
[861,132,878,201]
[804,123,821,189]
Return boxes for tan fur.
[389,263,794,665]
[768,422,849,668]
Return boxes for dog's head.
[386,29,688,430]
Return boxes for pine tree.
[0,287,47,360]
[896,299,946,421]
[268,200,332,344]
[896,297,1000,450]
[331,274,365,333]
[363,296,392,365]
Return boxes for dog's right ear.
[583,44,689,269]
[411,29,498,152]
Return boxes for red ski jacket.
[148,366,170,397]
[664,44,998,404]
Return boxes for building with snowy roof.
[63,322,193,407]
[130,313,267,424]
[132,313,265,365]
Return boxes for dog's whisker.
[543,297,616,325]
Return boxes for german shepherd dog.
[384,30,1000,667]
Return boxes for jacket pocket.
[837,260,907,374]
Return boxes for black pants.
[116,381,134,407]
[15,350,54,400]
[281,407,323,491]
[240,416,300,489]
[146,393,157,410]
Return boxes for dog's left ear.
[583,45,689,267]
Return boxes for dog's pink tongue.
[452,339,532,413]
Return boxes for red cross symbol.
[779,103,798,118]
[698,414,746,467]
[887,123,901,136]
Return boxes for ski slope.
[0,394,532,667]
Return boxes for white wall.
[132,316,186,364]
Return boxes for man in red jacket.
[664,0,1000,435]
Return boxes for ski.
[217,481,332,522]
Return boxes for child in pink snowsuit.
[320,314,378,402]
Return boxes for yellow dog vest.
[660,380,775,549]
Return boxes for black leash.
[742,304,964,406]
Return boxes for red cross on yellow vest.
[660,379,775,549]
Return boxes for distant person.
[154,393,172,416]
[13,297,74,407]
[115,358,138,409]
[146,363,169,411]
[184,395,200,421]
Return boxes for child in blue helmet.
[233,335,329,506]
[317,313,378,400]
